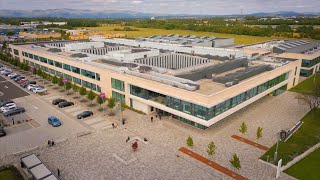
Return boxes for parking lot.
[0,63,88,156]
[0,76,29,100]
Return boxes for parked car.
[77,111,93,119]
[1,70,12,75]
[18,79,27,85]
[58,101,74,108]
[8,73,17,78]
[21,80,36,88]
[0,100,14,108]
[4,107,25,117]
[14,76,26,82]
[0,103,16,112]
[1,105,17,113]
[48,116,61,127]
[3,71,13,76]
[27,84,38,91]
[32,87,47,93]
[0,127,6,137]
[52,98,67,105]
[10,74,20,79]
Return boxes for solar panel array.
[278,40,309,50]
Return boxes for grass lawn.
[260,108,320,165]
[290,74,320,95]
[284,148,320,180]
[80,25,280,44]
[0,166,24,180]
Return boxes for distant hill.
[0,9,318,18]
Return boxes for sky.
[1,0,319,15]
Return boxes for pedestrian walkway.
[231,135,269,151]
[179,147,248,180]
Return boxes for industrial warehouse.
[9,35,318,129]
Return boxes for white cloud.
[132,0,143,4]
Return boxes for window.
[81,69,96,79]
[40,57,47,63]
[34,55,39,61]
[14,49,19,55]
[54,61,62,68]
[72,77,81,85]
[55,71,62,77]
[63,64,71,71]
[182,102,191,114]
[112,91,125,104]
[82,80,97,91]
[71,66,80,74]
[97,86,101,93]
[111,78,125,91]
[96,73,100,81]
[48,59,54,65]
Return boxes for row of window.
[131,72,289,121]
[302,57,320,68]
[22,51,100,81]
[27,60,101,92]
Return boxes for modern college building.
[9,36,302,129]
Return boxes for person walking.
[159,113,161,120]
[12,118,14,125]
[112,123,115,128]
[151,116,153,122]
[126,136,130,142]
[57,168,60,177]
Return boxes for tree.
[107,98,116,110]
[51,75,58,85]
[1,41,7,51]
[79,86,87,96]
[207,141,216,157]
[58,76,64,86]
[37,68,43,77]
[87,90,96,105]
[65,81,72,94]
[96,96,105,107]
[230,154,241,170]
[186,136,193,147]
[72,83,79,96]
[257,127,263,139]
[239,122,247,134]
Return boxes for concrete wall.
[131,99,150,114]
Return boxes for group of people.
[150,112,162,122]
[48,139,55,147]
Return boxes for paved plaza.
[0,89,310,179]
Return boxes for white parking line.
[32,105,38,109]
[83,117,104,125]
[4,86,8,88]
[91,121,112,129]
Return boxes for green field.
[290,74,320,95]
[80,25,278,45]
[260,108,320,165]
[284,148,320,180]
[0,167,24,180]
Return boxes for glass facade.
[112,91,125,104]
[131,73,289,121]
[82,80,97,91]
[111,78,125,92]
[71,66,80,74]
[72,77,81,85]
[302,57,320,68]
[300,69,313,77]
[54,61,62,68]
[63,64,71,71]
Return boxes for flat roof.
[195,79,226,95]
[43,175,59,180]
[30,164,52,180]
[21,154,42,169]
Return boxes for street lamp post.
[115,101,123,127]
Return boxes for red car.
[18,79,27,84]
